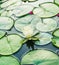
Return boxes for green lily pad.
[33,2,59,18]
[0,56,20,65]
[0,30,6,38]
[53,28,59,37]
[1,0,18,8]
[0,34,24,55]
[36,18,57,32]
[0,17,14,30]
[6,1,21,10]
[35,33,53,45]
[21,49,59,65]
[11,4,34,17]
[15,15,41,38]
[52,37,59,48]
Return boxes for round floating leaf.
[52,37,59,48]
[0,17,14,30]
[53,29,59,37]
[0,34,24,55]
[21,49,59,65]
[54,0,59,6]
[11,4,34,17]
[0,56,20,65]
[6,1,21,10]
[1,0,18,8]
[35,33,53,45]
[0,30,6,38]
[33,3,59,18]
[36,18,57,32]
[15,15,41,38]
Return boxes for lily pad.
[11,4,34,17]
[36,18,57,32]
[0,17,14,30]
[21,49,59,65]
[1,0,18,8]
[0,34,24,55]
[6,1,21,10]
[33,2,59,18]
[15,15,41,38]
[35,33,53,45]
[0,56,20,65]
[52,37,59,48]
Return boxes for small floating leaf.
[0,17,14,30]
[36,18,57,32]
[35,33,53,45]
